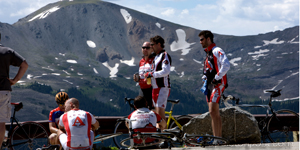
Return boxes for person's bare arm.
[91,120,100,131]
[49,122,59,134]
[9,60,28,85]
[157,119,167,131]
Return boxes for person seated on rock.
[126,96,166,148]
[48,92,69,146]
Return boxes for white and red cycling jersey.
[128,108,162,143]
[150,50,172,89]
[138,55,155,89]
[59,109,96,149]
[203,43,230,103]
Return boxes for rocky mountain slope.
[0,0,298,121]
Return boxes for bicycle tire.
[10,122,49,150]
[113,119,129,149]
[169,115,193,129]
[120,136,163,148]
[267,109,299,142]
[184,134,228,147]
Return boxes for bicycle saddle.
[265,89,281,98]
[163,126,181,135]
[11,102,23,111]
[167,99,180,104]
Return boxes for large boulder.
[182,107,261,144]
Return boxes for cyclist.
[48,92,69,145]
[126,96,166,148]
[198,30,230,143]
[57,98,99,150]
[133,42,155,110]
[145,35,171,129]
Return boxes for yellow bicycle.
[113,98,193,149]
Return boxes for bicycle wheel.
[267,109,299,142]
[120,136,162,148]
[169,115,193,129]
[113,119,129,149]
[10,122,49,150]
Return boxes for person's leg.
[208,102,222,137]
[0,91,11,147]
[155,107,166,129]
[58,131,68,150]
[48,133,58,145]
[0,122,5,146]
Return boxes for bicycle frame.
[3,104,32,148]
[165,102,182,129]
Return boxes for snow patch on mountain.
[248,49,269,60]
[29,6,60,22]
[87,40,96,48]
[120,9,132,24]
[120,57,136,66]
[263,38,284,46]
[102,62,119,78]
[170,29,195,55]
[229,57,241,66]
[66,60,77,64]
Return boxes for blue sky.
[0,0,299,36]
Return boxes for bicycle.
[120,119,228,149]
[113,97,193,149]
[222,89,299,143]
[1,102,49,150]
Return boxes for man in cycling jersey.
[133,42,155,109]
[126,96,166,147]
[48,92,69,145]
[145,35,171,129]
[57,98,99,150]
[199,30,230,141]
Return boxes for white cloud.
[161,8,175,16]
[180,9,189,15]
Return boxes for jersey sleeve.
[213,48,230,80]
[153,53,171,78]
[90,113,97,124]
[10,49,25,67]
[49,110,55,122]
[58,114,64,127]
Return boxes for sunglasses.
[200,38,205,41]
[150,43,155,46]
[142,47,150,49]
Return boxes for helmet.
[55,92,69,104]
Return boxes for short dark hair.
[134,96,147,109]
[150,35,165,48]
[198,30,214,43]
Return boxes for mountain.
[0,0,298,121]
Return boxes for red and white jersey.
[150,50,172,89]
[128,108,162,143]
[59,109,96,149]
[138,56,154,89]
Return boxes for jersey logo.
[164,60,169,65]
[72,116,85,127]
[218,51,223,56]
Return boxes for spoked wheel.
[113,119,129,149]
[184,134,228,147]
[120,136,163,148]
[267,109,299,142]
[169,115,193,129]
[10,122,49,150]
